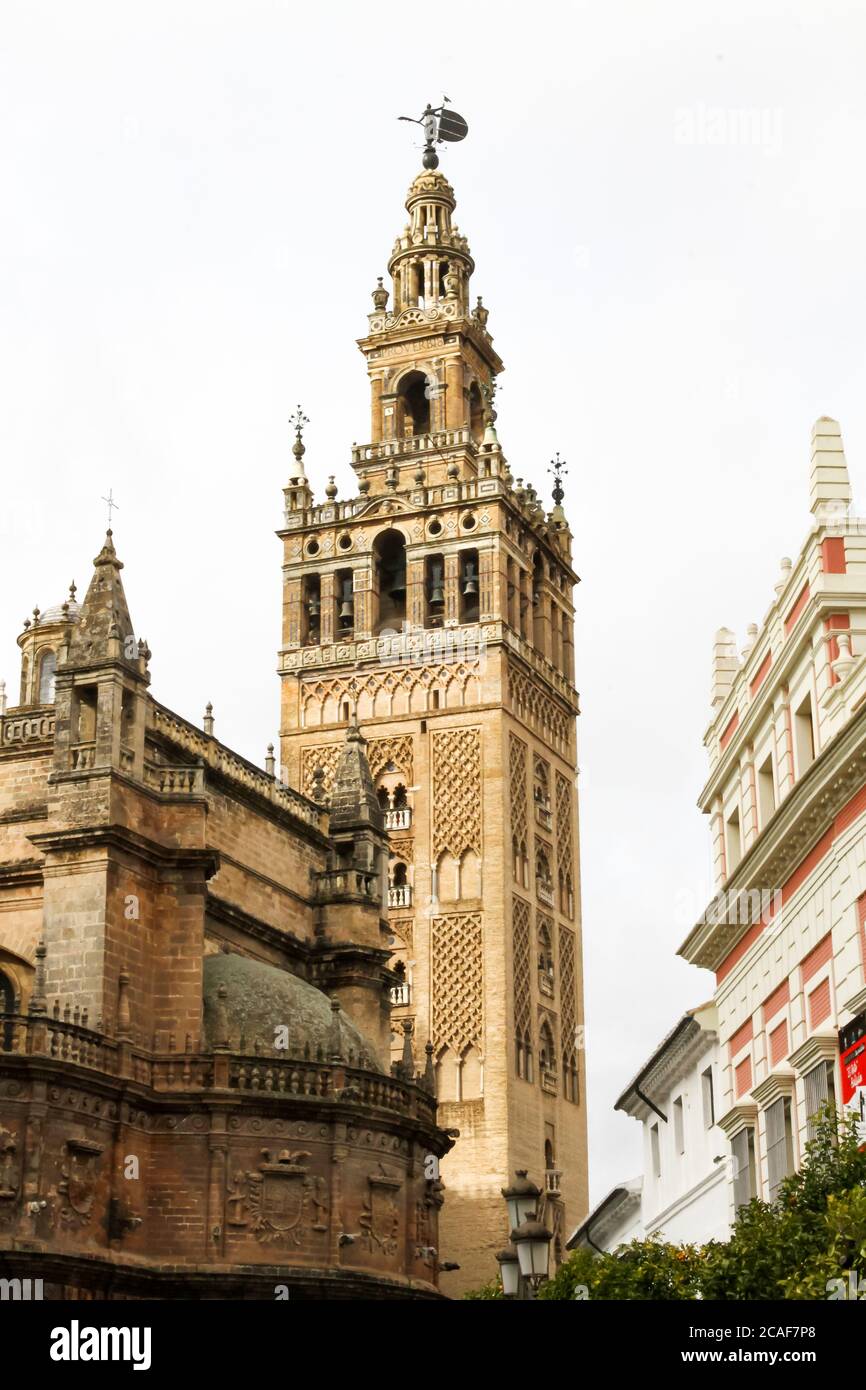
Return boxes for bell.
[462,563,478,598]
[308,594,321,619]
[389,568,407,599]
[429,581,445,607]
[339,599,354,625]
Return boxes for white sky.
[3,0,866,1207]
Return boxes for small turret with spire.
[285,405,313,515]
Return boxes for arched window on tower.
[539,1020,556,1090]
[425,554,445,629]
[19,657,29,706]
[459,549,479,624]
[373,530,407,634]
[388,859,411,909]
[538,921,554,996]
[303,575,321,646]
[397,370,431,437]
[38,649,56,704]
[468,381,484,444]
[532,551,546,654]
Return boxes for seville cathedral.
[0,152,588,1297]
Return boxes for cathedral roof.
[202,952,382,1070]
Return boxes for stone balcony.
[536,879,555,908]
[388,885,412,909]
[385,807,411,832]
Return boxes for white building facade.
[614,1004,729,1246]
[680,418,866,1223]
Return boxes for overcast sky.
[3,0,866,1207]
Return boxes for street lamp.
[495,1244,520,1299]
[511,1217,552,1290]
[501,1170,540,1230]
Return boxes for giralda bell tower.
[277,112,588,1292]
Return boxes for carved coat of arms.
[359,1163,402,1256]
[227,1149,328,1247]
[57,1139,103,1228]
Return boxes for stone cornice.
[28,823,220,879]
[717,1100,758,1138]
[616,1014,717,1118]
[788,1034,838,1074]
[0,858,43,889]
[679,701,866,971]
[751,1069,796,1108]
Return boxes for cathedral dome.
[39,599,80,624]
[202,952,382,1071]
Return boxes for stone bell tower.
[278,161,588,1293]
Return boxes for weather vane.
[101,488,119,529]
[289,404,309,443]
[548,453,568,506]
[398,98,469,169]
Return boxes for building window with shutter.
[765,1096,795,1199]
[650,1122,661,1179]
[731,1126,757,1210]
[673,1096,685,1155]
[803,1059,837,1141]
[702,1067,715,1128]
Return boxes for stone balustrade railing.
[1,706,55,747]
[0,1017,435,1123]
[70,741,96,771]
[150,703,323,830]
[143,762,205,796]
[352,428,475,466]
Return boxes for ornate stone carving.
[56,1138,103,1228]
[0,1125,20,1221]
[556,771,574,902]
[431,727,482,860]
[509,733,528,845]
[302,734,414,798]
[359,1163,401,1255]
[508,666,571,754]
[226,1148,328,1247]
[432,912,483,1053]
[559,925,577,1058]
[512,897,532,1057]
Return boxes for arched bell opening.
[373,530,407,634]
[396,370,431,437]
[468,381,484,443]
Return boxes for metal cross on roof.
[101,488,119,529]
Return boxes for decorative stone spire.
[711,627,739,709]
[67,530,136,665]
[810,416,852,524]
[328,719,384,832]
[423,1039,436,1095]
[28,939,47,1016]
[399,1017,415,1081]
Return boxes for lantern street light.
[494,1244,520,1299]
[511,1217,552,1290]
[498,1169,553,1299]
[501,1170,540,1231]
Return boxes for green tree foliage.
[466,1111,866,1301]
